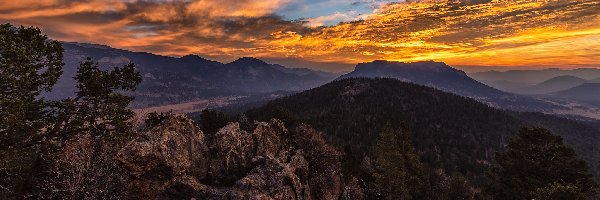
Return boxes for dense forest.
[248,78,519,182]
[246,78,600,198]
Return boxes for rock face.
[116,115,209,199]
[117,115,357,199]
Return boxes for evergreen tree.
[427,169,475,200]
[199,109,229,135]
[486,127,599,200]
[0,24,63,143]
[0,23,142,198]
[0,23,63,198]
[371,125,426,200]
[39,58,141,198]
[145,111,172,129]
[47,58,141,140]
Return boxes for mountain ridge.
[511,75,587,95]
[50,42,339,107]
[337,60,559,112]
[471,68,600,85]
[547,83,600,106]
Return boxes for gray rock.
[117,115,359,199]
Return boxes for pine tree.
[0,23,142,198]
[371,125,426,200]
[0,23,63,198]
[145,111,172,128]
[199,109,229,134]
[427,169,475,200]
[486,127,599,200]
[39,58,141,198]
[46,58,141,140]
[0,24,63,143]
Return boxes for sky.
[0,0,599,72]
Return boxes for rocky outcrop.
[117,114,360,199]
[116,115,209,199]
[206,119,292,186]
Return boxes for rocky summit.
[117,115,363,199]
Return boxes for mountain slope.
[512,75,586,94]
[547,83,600,106]
[588,77,600,83]
[338,60,558,112]
[220,57,333,92]
[271,63,343,77]
[50,42,338,107]
[246,78,600,184]
[480,80,530,91]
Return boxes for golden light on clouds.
[0,0,598,70]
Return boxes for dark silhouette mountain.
[337,60,558,112]
[246,78,600,186]
[547,83,600,106]
[271,63,343,77]
[511,75,587,95]
[470,68,600,86]
[216,57,334,92]
[50,42,338,107]
[229,56,268,66]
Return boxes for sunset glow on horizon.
[1,0,599,71]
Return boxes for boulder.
[116,115,209,199]
[207,119,291,185]
[117,114,358,199]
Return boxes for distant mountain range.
[337,60,559,112]
[49,42,340,107]
[470,68,600,85]
[466,67,600,107]
[589,77,600,83]
[467,68,600,110]
[49,43,600,119]
[511,75,587,95]
[547,83,600,106]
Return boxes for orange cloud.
[0,0,599,71]
[186,0,290,17]
[262,0,600,67]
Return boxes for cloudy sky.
[1,0,599,71]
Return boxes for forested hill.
[337,60,559,112]
[245,78,600,184]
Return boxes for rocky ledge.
[117,114,363,199]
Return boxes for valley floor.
[132,96,245,122]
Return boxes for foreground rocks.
[117,115,362,199]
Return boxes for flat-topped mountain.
[339,61,482,96]
[338,60,558,112]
